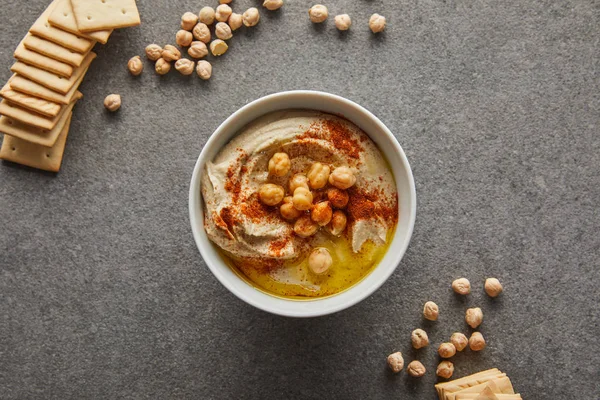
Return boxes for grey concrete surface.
[1,0,599,399]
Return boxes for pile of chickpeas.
[258,152,357,275]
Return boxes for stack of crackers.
[0,0,140,172]
[435,368,523,400]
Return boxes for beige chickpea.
[174,59,195,75]
[485,278,503,297]
[327,210,347,236]
[127,56,143,76]
[215,4,233,22]
[176,30,194,47]
[436,361,454,379]
[188,41,208,59]
[181,12,199,30]
[193,23,211,43]
[406,361,426,378]
[311,201,332,226]
[334,14,351,31]
[289,174,309,193]
[263,0,284,11]
[268,153,291,177]
[411,328,429,349]
[438,342,456,359]
[196,60,212,80]
[243,7,260,27]
[369,13,386,33]
[294,216,319,238]
[198,7,215,25]
[469,332,486,351]
[215,22,233,40]
[452,278,471,295]
[155,58,171,75]
[450,332,468,352]
[308,248,332,274]
[258,183,285,206]
[103,94,121,112]
[280,197,302,220]
[308,5,328,23]
[465,307,483,329]
[326,188,349,209]
[210,39,229,56]
[423,301,439,321]
[292,187,313,211]
[162,45,181,62]
[329,166,356,190]
[387,352,404,374]
[307,162,331,189]
[145,44,163,61]
[229,13,243,31]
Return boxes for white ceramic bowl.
[189,91,416,318]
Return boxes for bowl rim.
[189,90,416,317]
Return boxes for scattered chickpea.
[452,278,471,295]
[311,201,333,226]
[174,59,195,76]
[196,60,212,80]
[289,174,309,193]
[145,44,163,61]
[127,56,143,76]
[334,14,351,31]
[327,210,347,236]
[411,328,429,349]
[188,41,209,59]
[387,352,404,374]
[243,8,260,27]
[369,13,386,33]
[308,5,328,23]
[215,4,233,22]
[436,361,454,379]
[423,301,439,321]
[229,13,243,31]
[465,307,483,329]
[210,39,229,56]
[308,247,332,274]
[327,188,349,209]
[155,58,171,75]
[307,162,331,189]
[469,332,486,351]
[292,187,313,211]
[268,152,291,177]
[263,0,284,11]
[294,216,319,238]
[485,278,503,298]
[329,167,356,190]
[450,332,468,352]
[193,23,211,44]
[215,22,233,40]
[198,7,215,25]
[406,361,426,378]
[280,197,303,220]
[181,12,199,31]
[162,45,181,62]
[259,183,285,206]
[438,342,456,359]
[176,30,193,47]
[103,94,121,112]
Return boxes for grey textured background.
[1,0,599,399]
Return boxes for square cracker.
[0,113,72,172]
[29,0,95,53]
[438,373,506,400]
[1,78,61,118]
[446,378,515,400]
[0,93,80,147]
[70,0,140,32]
[9,71,83,106]
[14,40,73,78]
[24,34,87,67]
[10,51,96,95]
[0,98,69,131]
[49,0,112,43]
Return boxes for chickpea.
[280,197,302,220]
[198,7,215,25]
[334,14,351,31]
[268,152,291,177]
[450,332,468,352]
[438,342,456,359]
[103,94,121,112]
[229,13,243,31]
[292,187,313,211]
[465,307,483,329]
[215,22,233,40]
[176,30,193,47]
[387,352,404,374]
[188,41,208,59]
[436,361,454,379]
[258,183,285,206]
[174,59,195,75]
[411,328,429,349]
[423,301,439,321]
[307,162,330,189]
[193,23,211,43]
[155,58,171,75]
[145,44,163,61]
[196,60,212,80]
[263,0,284,11]
[308,5,328,23]
[452,278,471,295]
[329,166,356,190]
[327,210,347,236]
[326,188,349,209]
[162,45,181,62]
[181,12,199,31]
[469,332,486,351]
[406,361,426,378]
[210,39,229,56]
[289,174,309,193]
[308,247,332,274]
[485,278,503,297]
[127,56,143,76]
[369,13,386,33]
[243,7,260,27]
[311,201,332,226]
[294,216,319,238]
[215,4,233,22]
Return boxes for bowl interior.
[189,91,416,317]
